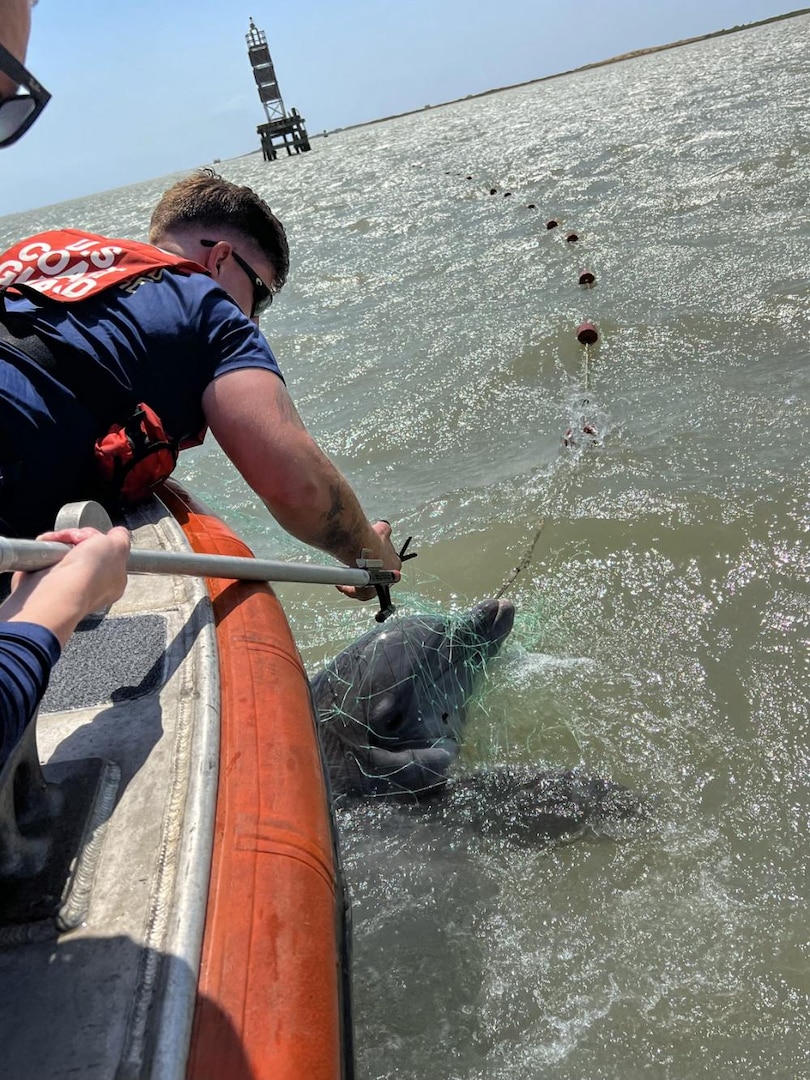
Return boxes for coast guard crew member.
[0,6,399,760]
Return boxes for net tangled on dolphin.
[309,599,646,840]
[311,599,515,798]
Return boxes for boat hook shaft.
[0,535,400,590]
[0,500,406,621]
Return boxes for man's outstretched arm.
[203,368,401,597]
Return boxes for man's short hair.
[148,168,289,290]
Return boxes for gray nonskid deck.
[41,612,167,714]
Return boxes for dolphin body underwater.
[310,598,643,840]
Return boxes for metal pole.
[0,537,399,589]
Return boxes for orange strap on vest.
[94,404,180,504]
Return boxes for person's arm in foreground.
[0,526,131,766]
[0,526,131,646]
[203,368,401,600]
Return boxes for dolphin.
[404,764,646,844]
[310,598,647,839]
[311,598,516,799]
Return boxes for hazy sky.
[0,0,802,215]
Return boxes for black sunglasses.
[200,238,274,318]
[0,42,51,148]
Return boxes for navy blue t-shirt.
[0,621,60,767]
[0,269,283,535]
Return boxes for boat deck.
[0,498,220,1080]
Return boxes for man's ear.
[205,240,232,279]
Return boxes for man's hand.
[337,520,402,602]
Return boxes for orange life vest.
[0,229,208,301]
[0,231,210,502]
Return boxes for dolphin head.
[361,597,515,747]
[450,597,516,658]
[312,598,515,798]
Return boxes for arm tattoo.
[320,483,359,558]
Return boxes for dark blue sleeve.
[199,287,286,383]
[0,623,61,767]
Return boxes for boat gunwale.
[159,481,350,1080]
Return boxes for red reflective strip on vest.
[0,229,208,302]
